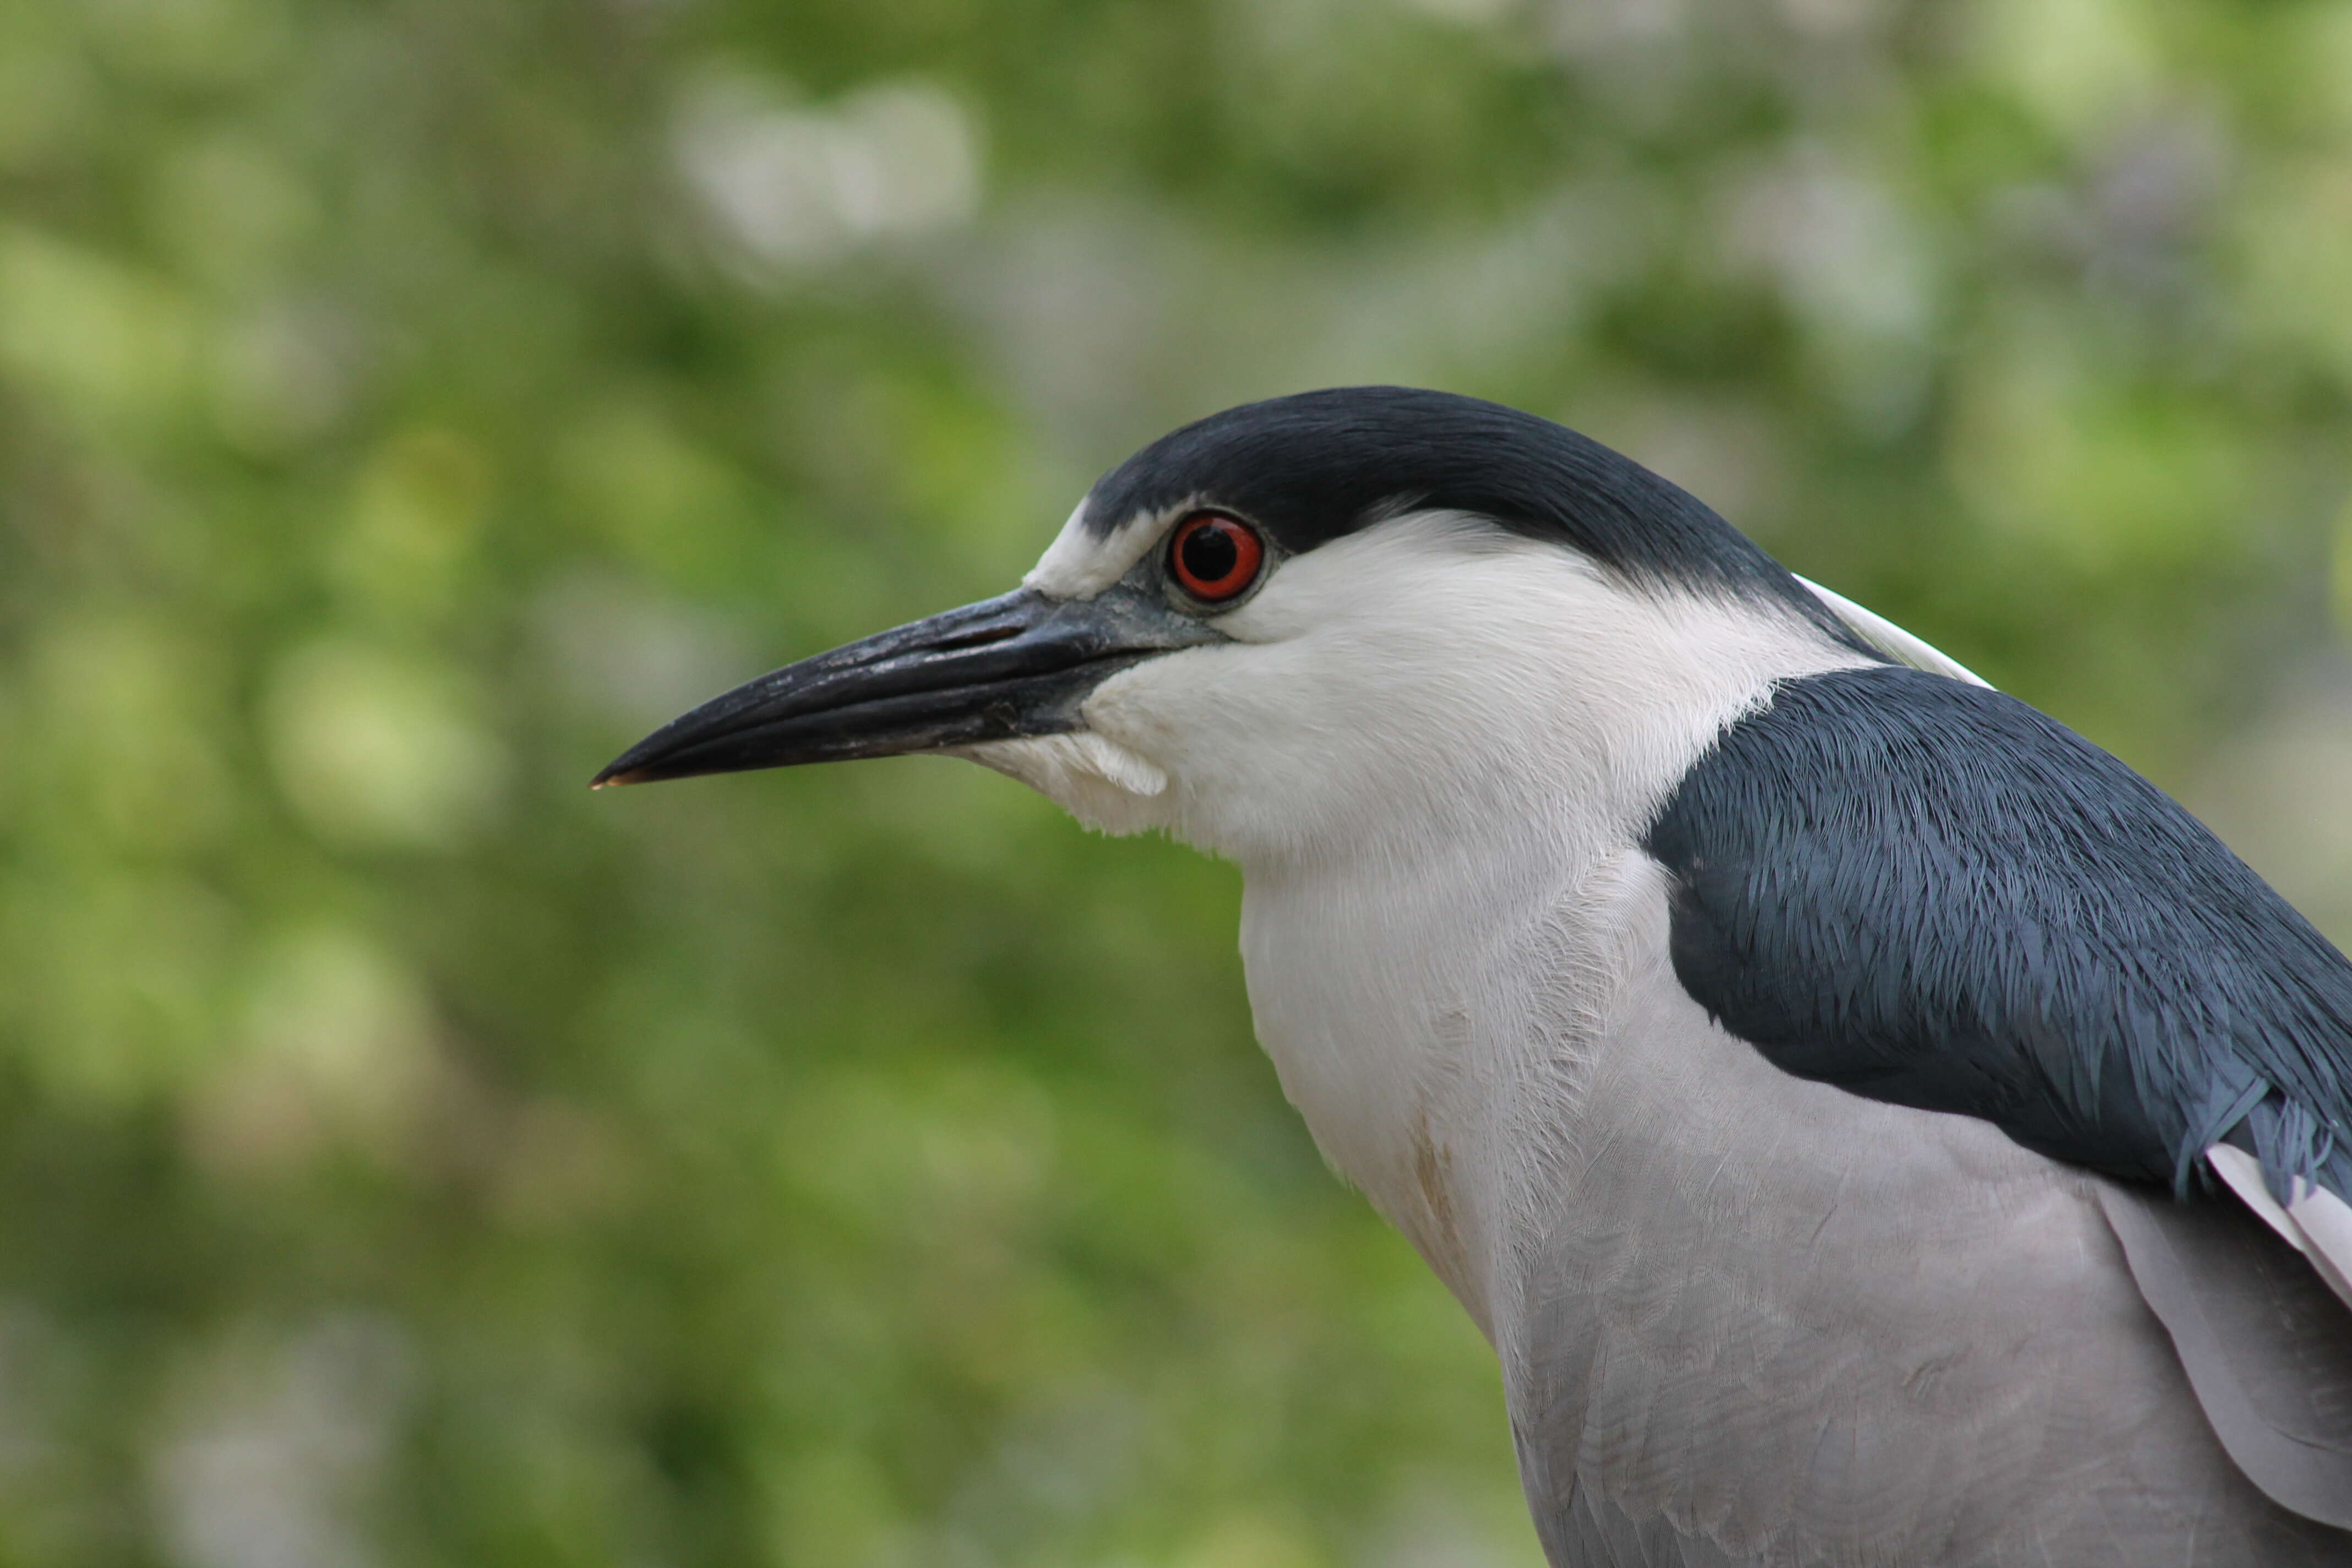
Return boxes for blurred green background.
[3,0,2351,1562]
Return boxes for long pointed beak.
[592,584,1215,788]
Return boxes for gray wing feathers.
[2209,1144,2352,1311]
[2289,1183,2352,1310]
[2098,1182,2352,1530]
[2209,1145,2317,1260]
[1499,949,2352,1564]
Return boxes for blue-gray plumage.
[598,386,2352,1565]
[1646,665,2352,1201]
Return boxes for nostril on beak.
[925,622,1027,653]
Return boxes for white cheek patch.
[1202,509,1516,645]
[1023,498,1183,600]
[1073,510,1877,865]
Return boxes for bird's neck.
[1220,586,1877,1333]
[1236,810,1638,1337]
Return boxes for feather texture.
[988,421,2352,1556]
[2208,1141,2352,1313]
[1794,576,1992,689]
[1502,875,2352,1562]
[1644,665,2352,1206]
[2097,1182,2352,1528]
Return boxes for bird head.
[595,386,1884,865]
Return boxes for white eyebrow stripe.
[1023,499,1188,600]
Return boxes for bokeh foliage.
[2,0,2350,1563]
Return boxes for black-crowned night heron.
[599,386,2352,1565]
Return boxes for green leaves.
[1,0,2348,1562]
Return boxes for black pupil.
[1180,522,1240,586]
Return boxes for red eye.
[1168,513,1265,602]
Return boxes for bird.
[596,385,2352,1566]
